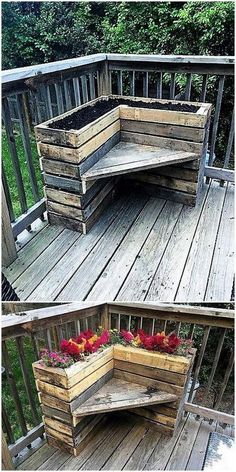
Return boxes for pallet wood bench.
[35,95,211,233]
[33,345,196,456]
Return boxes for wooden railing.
[1,302,234,459]
[1,54,235,244]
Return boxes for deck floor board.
[15,414,232,471]
[4,180,234,303]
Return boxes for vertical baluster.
[51,326,60,350]
[143,71,149,98]
[2,403,14,444]
[175,322,181,336]
[75,320,81,336]
[2,341,28,436]
[170,73,176,99]
[81,76,88,103]
[89,74,96,100]
[63,80,72,111]
[202,329,226,403]
[46,85,53,118]
[84,318,89,331]
[163,320,167,332]
[73,77,81,107]
[185,73,192,101]
[187,326,211,403]
[30,333,40,360]
[31,90,42,124]
[117,313,121,331]
[208,75,225,168]
[189,324,195,340]
[213,349,234,412]
[15,337,39,425]
[200,75,208,102]
[117,70,123,95]
[57,325,64,343]
[151,318,155,335]
[130,71,135,96]
[139,317,143,329]
[55,83,64,114]
[39,84,51,120]
[16,93,40,202]
[128,316,131,331]
[45,328,52,350]
[2,97,28,214]
[2,165,14,222]
[156,72,162,99]
[221,109,234,185]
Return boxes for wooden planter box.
[35,95,211,233]
[33,344,195,456]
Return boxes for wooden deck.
[14,413,234,471]
[4,179,234,302]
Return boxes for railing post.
[99,60,111,96]
[2,431,14,470]
[2,184,17,267]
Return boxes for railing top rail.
[107,53,235,64]
[2,302,105,339]
[1,53,106,84]
[2,53,234,84]
[2,302,234,339]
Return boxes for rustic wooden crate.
[33,344,195,455]
[35,95,211,233]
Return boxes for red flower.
[120,330,134,343]
[80,330,94,340]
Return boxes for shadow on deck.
[4,179,234,303]
[14,413,234,471]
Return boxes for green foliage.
[2,1,234,69]
[2,128,43,218]
[2,338,41,442]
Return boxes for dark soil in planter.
[49,97,199,131]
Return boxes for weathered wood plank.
[56,194,148,301]
[205,183,234,301]
[119,104,208,127]
[87,197,166,300]
[145,184,209,301]
[73,378,177,416]
[82,141,198,181]
[121,119,204,142]
[28,196,129,301]
[176,182,226,301]
[114,359,186,386]
[121,130,202,154]
[116,201,183,301]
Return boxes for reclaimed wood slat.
[82,141,197,181]
[73,378,177,416]
[120,119,204,142]
[119,105,207,127]
[121,131,202,154]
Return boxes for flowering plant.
[40,349,74,368]
[39,327,193,368]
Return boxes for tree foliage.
[2,1,234,69]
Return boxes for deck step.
[81,141,197,181]
[73,378,177,417]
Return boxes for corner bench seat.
[72,377,177,416]
[81,141,197,181]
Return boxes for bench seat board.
[72,378,177,416]
[82,141,197,181]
